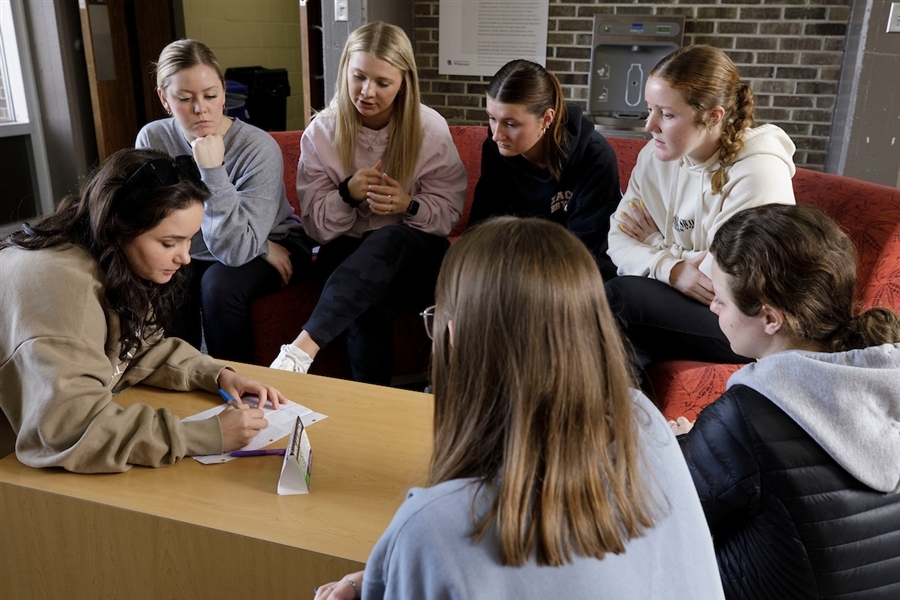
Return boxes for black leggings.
[170,239,310,363]
[304,224,448,385]
[604,275,751,376]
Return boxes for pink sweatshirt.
[297,104,467,243]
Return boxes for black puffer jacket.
[679,384,900,599]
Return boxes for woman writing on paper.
[313,217,724,600]
[0,148,287,473]
[269,22,467,384]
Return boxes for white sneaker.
[270,344,314,374]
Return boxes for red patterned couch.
[252,128,900,420]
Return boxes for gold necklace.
[362,127,379,153]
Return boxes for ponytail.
[828,309,900,352]
[543,73,569,180]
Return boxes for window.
[0,0,52,231]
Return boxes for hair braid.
[711,82,755,194]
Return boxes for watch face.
[407,199,420,216]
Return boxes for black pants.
[169,239,311,363]
[304,224,448,385]
[604,275,751,377]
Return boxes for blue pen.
[218,388,240,406]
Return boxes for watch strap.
[339,175,362,207]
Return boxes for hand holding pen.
[216,388,269,451]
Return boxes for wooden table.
[0,364,433,599]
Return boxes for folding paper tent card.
[277,416,313,495]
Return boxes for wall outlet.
[888,2,900,33]
[334,0,348,22]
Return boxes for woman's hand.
[347,159,384,202]
[314,571,363,600]
[669,252,714,305]
[366,172,410,216]
[217,368,289,409]
[667,416,695,436]
[264,241,293,286]
[218,404,268,451]
[190,134,226,169]
[618,200,659,242]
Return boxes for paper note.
[183,395,327,464]
[277,417,313,495]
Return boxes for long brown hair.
[651,45,755,194]
[486,59,569,180]
[428,217,655,567]
[324,22,421,186]
[711,204,900,351]
[1,148,210,360]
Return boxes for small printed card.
[277,416,313,495]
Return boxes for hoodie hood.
[728,343,900,493]
[681,123,797,177]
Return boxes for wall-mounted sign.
[439,0,549,76]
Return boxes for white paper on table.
[182,395,327,464]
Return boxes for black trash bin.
[224,67,291,132]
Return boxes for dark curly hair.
[2,147,210,360]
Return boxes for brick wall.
[414,0,852,170]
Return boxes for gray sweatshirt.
[362,391,724,600]
[136,117,299,266]
[728,343,900,493]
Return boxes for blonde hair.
[651,45,755,195]
[324,22,421,186]
[153,39,224,93]
[429,217,656,567]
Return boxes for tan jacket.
[0,244,224,472]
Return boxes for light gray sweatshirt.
[136,117,300,266]
[362,391,724,600]
[729,343,900,493]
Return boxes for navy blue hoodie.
[469,103,621,279]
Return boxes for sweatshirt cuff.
[656,256,681,285]
[181,416,225,457]
[199,165,230,191]
[189,355,231,393]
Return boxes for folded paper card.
[277,416,313,495]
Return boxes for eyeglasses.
[120,155,203,199]
[420,305,436,340]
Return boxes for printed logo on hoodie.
[550,190,573,214]
[672,214,695,233]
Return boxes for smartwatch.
[406,197,420,216]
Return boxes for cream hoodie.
[608,124,796,283]
[0,244,225,472]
